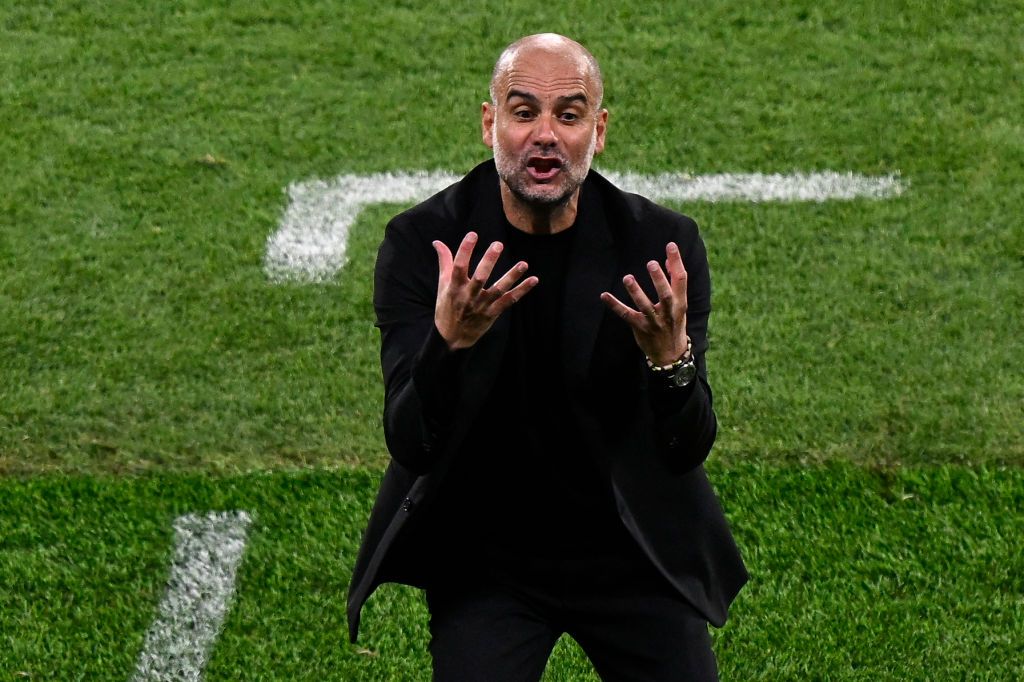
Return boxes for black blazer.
[347,160,747,642]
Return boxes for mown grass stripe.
[131,511,252,682]
[263,170,904,283]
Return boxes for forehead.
[497,48,596,103]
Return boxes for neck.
[499,182,580,234]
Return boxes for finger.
[432,240,453,284]
[665,242,688,301]
[487,260,530,296]
[489,275,539,316]
[451,232,478,280]
[468,241,503,295]
[600,291,644,327]
[623,274,657,318]
[646,260,673,307]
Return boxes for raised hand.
[600,242,690,366]
[433,231,538,350]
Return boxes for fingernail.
[647,261,658,271]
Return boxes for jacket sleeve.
[645,222,718,473]
[374,219,468,474]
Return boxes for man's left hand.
[600,242,690,366]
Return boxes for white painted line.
[604,170,904,203]
[132,511,252,682]
[264,171,459,284]
[264,169,904,283]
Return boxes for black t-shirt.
[429,217,637,569]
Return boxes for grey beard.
[492,126,597,207]
[502,170,578,206]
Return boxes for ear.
[481,102,495,149]
[594,108,609,155]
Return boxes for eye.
[559,111,581,122]
[513,108,534,120]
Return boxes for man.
[348,33,747,681]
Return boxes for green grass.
[1,1,1022,679]
[2,464,1021,679]
[2,0,1022,472]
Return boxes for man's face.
[483,47,607,207]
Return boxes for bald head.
[489,33,604,110]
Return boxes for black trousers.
[425,551,719,682]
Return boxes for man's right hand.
[432,232,538,350]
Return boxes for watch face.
[672,362,697,387]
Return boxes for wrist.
[645,336,692,370]
[646,337,696,389]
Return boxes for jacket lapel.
[457,168,514,406]
[561,176,619,384]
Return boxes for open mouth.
[526,156,563,181]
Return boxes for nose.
[533,114,558,147]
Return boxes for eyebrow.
[506,89,589,107]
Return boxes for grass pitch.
[2,464,1021,679]
[1,0,1022,679]
[2,0,1021,472]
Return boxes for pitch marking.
[131,511,252,682]
[264,169,905,283]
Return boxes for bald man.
[348,34,747,681]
